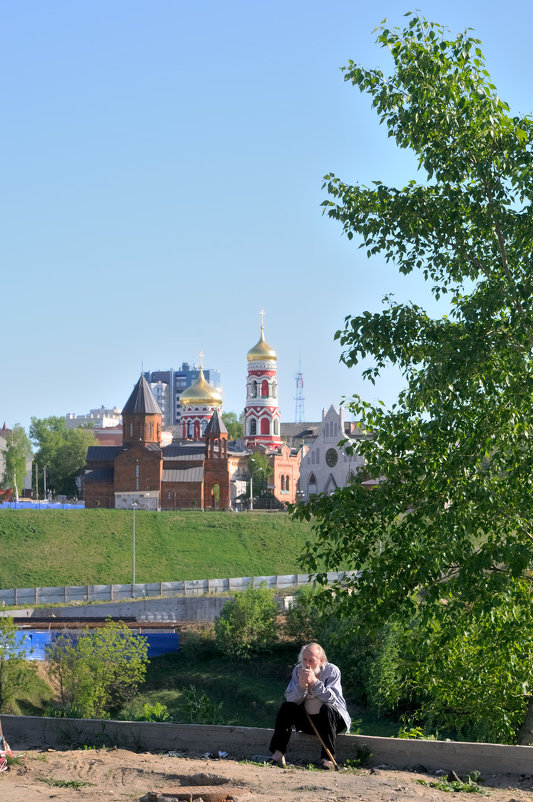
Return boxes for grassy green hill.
[0,510,314,589]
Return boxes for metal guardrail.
[0,571,358,607]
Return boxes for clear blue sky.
[2,1,531,431]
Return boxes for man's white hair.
[298,642,327,666]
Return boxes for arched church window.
[272,381,277,398]
[308,473,317,495]
[201,419,208,435]
[250,419,257,435]
[286,475,290,492]
[129,422,134,438]
[273,419,279,435]
[194,420,200,439]
[188,420,194,438]
[280,475,285,491]
[251,381,257,398]
[261,379,269,397]
[260,417,270,435]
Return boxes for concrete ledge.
[2,715,533,776]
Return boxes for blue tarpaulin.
[0,502,85,510]
[14,630,179,659]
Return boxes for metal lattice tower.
[294,362,305,422]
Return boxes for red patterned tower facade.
[244,320,282,449]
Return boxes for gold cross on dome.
[260,308,265,329]
[199,350,204,368]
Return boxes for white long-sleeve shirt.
[285,662,351,732]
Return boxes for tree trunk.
[517,696,533,744]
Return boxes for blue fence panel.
[143,632,180,658]
[13,630,179,660]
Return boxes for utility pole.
[131,501,138,596]
[43,465,47,499]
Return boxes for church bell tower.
[244,312,282,449]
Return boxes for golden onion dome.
[179,367,222,406]
[247,326,277,362]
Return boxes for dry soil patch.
[2,747,533,801]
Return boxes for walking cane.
[305,710,339,769]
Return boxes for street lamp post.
[131,501,138,596]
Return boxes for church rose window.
[326,448,338,467]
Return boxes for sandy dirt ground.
[2,747,533,802]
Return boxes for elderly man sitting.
[269,642,351,769]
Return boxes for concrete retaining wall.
[9,596,231,623]
[2,715,533,776]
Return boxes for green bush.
[47,620,149,718]
[214,584,278,660]
[364,622,405,716]
[180,684,223,724]
[136,702,170,722]
[283,584,331,643]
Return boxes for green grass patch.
[417,776,486,794]
[120,626,292,727]
[37,777,95,789]
[0,509,313,588]
[5,663,54,716]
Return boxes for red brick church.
[84,375,232,510]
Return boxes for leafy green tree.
[221,411,243,440]
[1,424,32,495]
[30,417,96,497]
[248,452,272,496]
[0,617,35,713]
[293,14,533,743]
[214,585,278,660]
[47,620,149,718]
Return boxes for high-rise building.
[144,363,222,426]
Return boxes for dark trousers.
[269,701,346,759]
